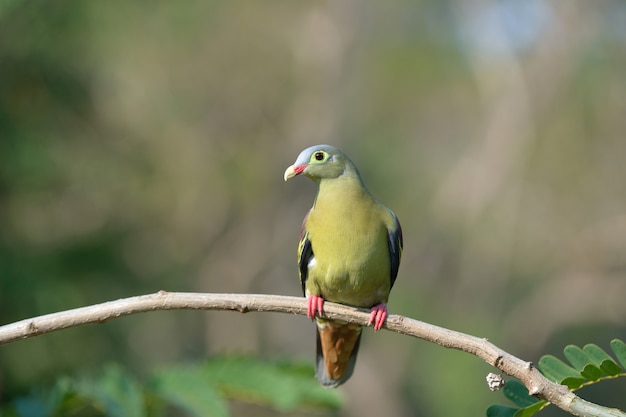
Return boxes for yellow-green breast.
[304,176,393,308]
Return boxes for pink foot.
[307,295,325,320]
[368,303,388,331]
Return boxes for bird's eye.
[314,152,325,161]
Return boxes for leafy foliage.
[2,357,341,417]
[487,339,626,417]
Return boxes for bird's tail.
[315,320,362,388]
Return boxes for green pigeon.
[284,144,403,387]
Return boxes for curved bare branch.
[0,291,622,417]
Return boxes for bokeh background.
[1,1,626,416]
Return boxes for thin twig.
[0,291,623,417]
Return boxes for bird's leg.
[368,303,388,331]
[307,295,325,320]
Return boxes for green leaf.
[14,396,52,417]
[486,381,547,417]
[563,345,603,381]
[610,339,626,370]
[514,400,549,417]
[73,364,145,417]
[151,366,229,417]
[203,356,342,411]
[502,380,538,408]
[488,339,626,417]
[13,383,67,417]
[537,355,585,389]
[583,344,622,376]
[486,404,519,417]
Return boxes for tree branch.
[0,291,623,417]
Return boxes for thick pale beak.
[283,164,306,181]
[284,165,297,181]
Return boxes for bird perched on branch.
[284,144,403,387]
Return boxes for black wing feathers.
[387,215,403,289]
[298,235,313,296]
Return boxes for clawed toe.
[307,295,325,319]
[368,303,388,331]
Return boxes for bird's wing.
[387,212,403,289]
[297,211,313,296]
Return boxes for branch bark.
[0,291,623,417]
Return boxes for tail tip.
[316,369,349,388]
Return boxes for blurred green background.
[1,0,626,416]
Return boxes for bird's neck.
[313,174,370,209]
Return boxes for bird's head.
[284,144,357,183]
